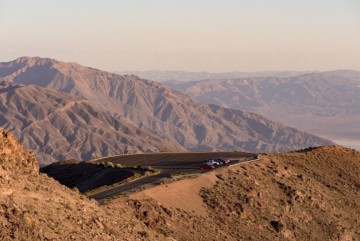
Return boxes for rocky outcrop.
[0,128,163,240]
[0,128,38,174]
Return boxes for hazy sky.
[1,0,359,72]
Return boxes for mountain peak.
[13,56,58,65]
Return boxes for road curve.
[89,154,259,203]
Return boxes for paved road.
[88,172,168,202]
[92,151,255,169]
[89,153,257,203]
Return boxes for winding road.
[89,152,257,203]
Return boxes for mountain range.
[117,70,310,82]
[0,81,177,165]
[164,72,360,150]
[0,57,333,165]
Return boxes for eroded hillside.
[0,129,163,240]
[119,146,360,240]
[1,128,359,240]
[0,81,181,165]
[200,146,360,240]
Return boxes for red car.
[200,163,216,170]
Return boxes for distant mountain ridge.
[117,70,311,82]
[117,69,360,83]
[0,57,333,164]
[164,73,360,150]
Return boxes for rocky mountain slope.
[0,128,164,240]
[124,146,360,240]
[1,127,359,240]
[0,81,179,165]
[0,57,333,164]
[165,72,360,150]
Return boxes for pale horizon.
[1,0,359,72]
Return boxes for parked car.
[200,159,220,169]
[204,159,220,166]
[215,157,230,165]
[200,163,216,170]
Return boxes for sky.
[1,0,359,72]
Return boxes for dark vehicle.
[215,157,230,165]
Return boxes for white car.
[203,159,220,166]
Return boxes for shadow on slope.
[41,160,136,192]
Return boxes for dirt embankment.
[130,170,219,216]
[119,146,360,241]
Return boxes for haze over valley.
[148,70,360,151]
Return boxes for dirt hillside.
[0,129,164,240]
[1,128,359,240]
[119,146,360,240]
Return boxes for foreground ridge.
[1,129,359,240]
